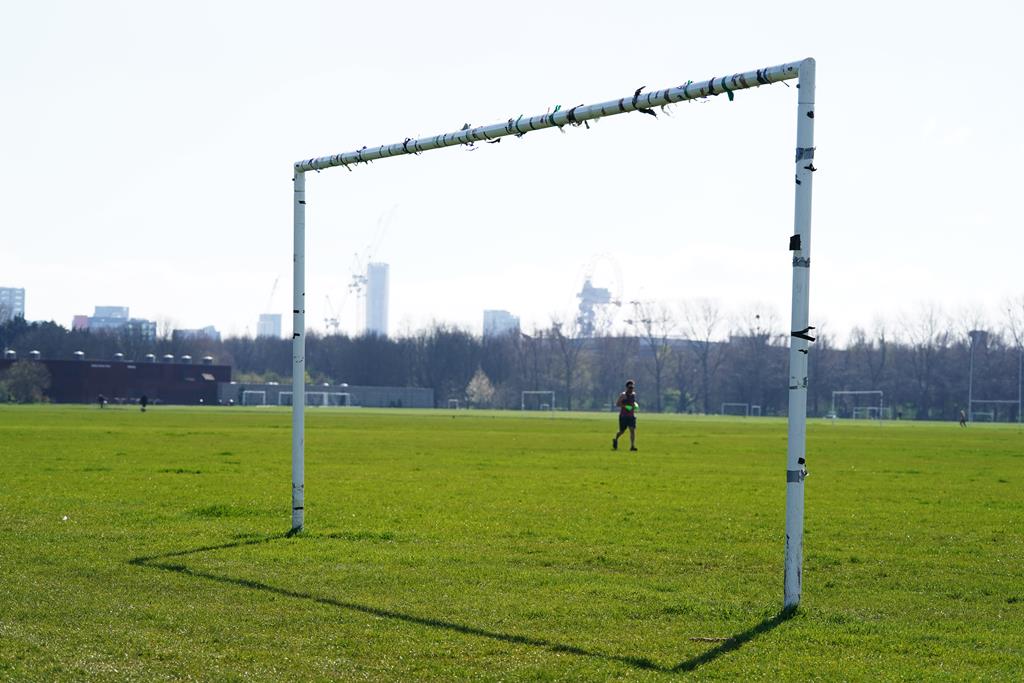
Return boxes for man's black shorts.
[618,413,636,431]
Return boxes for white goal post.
[328,392,351,407]
[851,406,881,420]
[290,58,817,609]
[280,391,351,407]
[241,390,266,406]
[522,390,556,411]
[721,402,750,417]
[969,398,1019,423]
[831,390,883,420]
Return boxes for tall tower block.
[365,262,389,336]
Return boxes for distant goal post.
[241,390,266,406]
[521,391,555,411]
[279,391,351,407]
[968,399,1020,423]
[830,390,884,420]
[721,402,750,417]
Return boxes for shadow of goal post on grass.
[129,533,797,674]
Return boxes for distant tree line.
[3,298,1024,420]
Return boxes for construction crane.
[324,295,341,334]
[347,205,396,330]
[623,300,653,330]
[265,276,279,312]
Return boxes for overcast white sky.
[2,1,1021,343]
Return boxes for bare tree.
[1004,295,1024,351]
[590,332,637,411]
[549,316,586,412]
[625,301,675,413]
[516,327,558,403]
[951,304,990,346]
[848,319,889,389]
[899,303,950,419]
[156,316,178,341]
[679,298,727,414]
[723,306,782,412]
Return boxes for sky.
[2,1,1021,344]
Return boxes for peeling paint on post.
[784,58,816,608]
[292,170,305,533]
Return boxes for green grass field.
[1,405,1021,681]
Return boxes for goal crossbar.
[290,58,816,610]
[295,63,803,173]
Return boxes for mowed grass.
[0,405,1021,681]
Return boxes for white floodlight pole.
[292,171,306,532]
[292,60,815,608]
[784,58,816,609]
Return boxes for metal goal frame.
[289,58,817,608]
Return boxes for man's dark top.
[618,391,637,430]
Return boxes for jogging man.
[613,380,638,451]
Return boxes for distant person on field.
[140,394,149,413]
[959,409,967,427]
[96,394,106,408]
[613,380,638,452]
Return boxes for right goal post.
[290,58,817,609]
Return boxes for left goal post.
[290,59,816,610]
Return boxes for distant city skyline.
[8,281,1024,345]
[3,2,1021,344]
